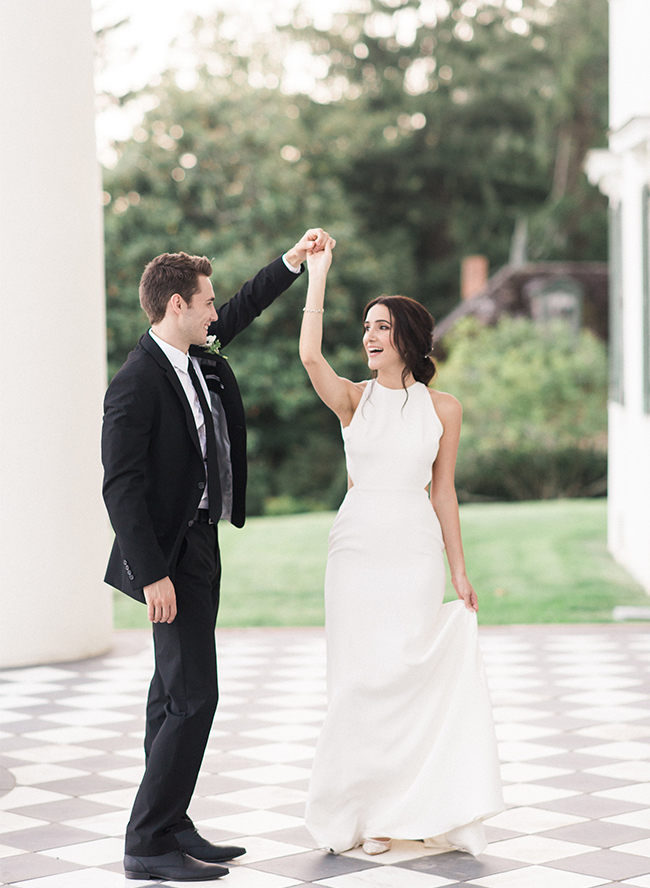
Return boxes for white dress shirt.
[149,330,212,511]
[282,254,301,274]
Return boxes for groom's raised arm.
[212,228,330,348]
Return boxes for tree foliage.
[438,315,607,452]
[102,0,608,512]
[283,0,608,307]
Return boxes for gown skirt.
[304,380,504,855]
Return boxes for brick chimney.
[461,255,489,301]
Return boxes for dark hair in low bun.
[364,295,436,387]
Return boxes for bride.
[299,238,503,857]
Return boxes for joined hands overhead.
[306,236,336,277]
[285,228,336,268]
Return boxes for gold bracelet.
[303,307,324,313]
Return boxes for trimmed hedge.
[455,447,607,502]
[436,317,608,501]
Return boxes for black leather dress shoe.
[124,849,229,881]
[176,827,246,862]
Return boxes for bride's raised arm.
[299,240,362,426]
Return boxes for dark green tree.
[283,0,608,316]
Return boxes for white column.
[609,0,650,131]
[0,0,112,666]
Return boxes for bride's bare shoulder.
[428,389,462,423]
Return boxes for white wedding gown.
[305,380,504,855]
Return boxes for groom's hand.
[285,228,332,267]
[144,576,177,623]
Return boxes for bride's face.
[363,304,402,372]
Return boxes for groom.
[102,229,330,882]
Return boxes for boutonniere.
[204,335,227,359]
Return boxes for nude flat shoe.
[362,838,392,855]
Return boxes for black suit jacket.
[102,256,302,601]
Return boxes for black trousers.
[125,522,221,856]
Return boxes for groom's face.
[178,275,218,346]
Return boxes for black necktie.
[187,358,222,522]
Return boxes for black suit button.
[188,519,194,527]
[198,482,205,489]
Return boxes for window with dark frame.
[609,202,624,405]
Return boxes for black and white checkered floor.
[3,625,650,887]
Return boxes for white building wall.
[608,402,650,589]
[587,0,650,593]
[607,144,650,588]
[0,0,112,665]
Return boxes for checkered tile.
[2,625,650,886]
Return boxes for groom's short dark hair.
[139,252,213,324]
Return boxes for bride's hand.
[306,236,335,277]
[453,575,478,612]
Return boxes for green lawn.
[113,499,648,629]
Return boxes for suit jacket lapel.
[139,334,203,457]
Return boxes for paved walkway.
[2,625,650,887]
